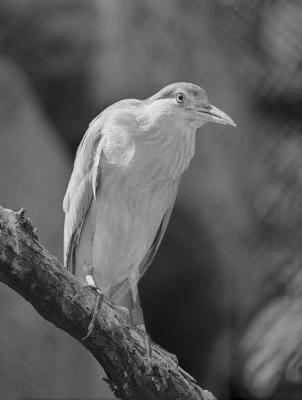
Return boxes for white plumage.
[63,82,235,321]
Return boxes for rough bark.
[0,205,216,400]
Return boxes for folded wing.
[63,115,104,272]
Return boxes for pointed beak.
[193,104,236,127]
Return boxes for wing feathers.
[64,176,93,269]
[92,136,105,199]
[63,117,103,270]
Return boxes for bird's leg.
[129,275,152,366]
[128,270,142,327]
[81,266,104,340]
[85,268,98,289]
[130,295,145,331]
[105,287,130,322]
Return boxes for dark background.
[1,1,302,399]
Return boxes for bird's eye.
[176,92,185,104]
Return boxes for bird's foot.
[110,302,130,326]
[136,323,152,355]
[70,283,103,340]
[135,323,153,372]
[82,289,103,340]
[130,307,153,372]
[70,275,104,340]
[70,281,103,304]
[80,271,105,339]
[131,305,152,351]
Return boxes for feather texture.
[63,116,103,270]
[62,83,213,305]
[63,99,140,274]
[109,200,176,303]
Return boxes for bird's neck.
[138,121,196,180]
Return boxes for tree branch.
[0,205,216,400]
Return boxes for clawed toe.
[133,323,153,371]
[81,289,104,340]
[110,303,130,326]
[88,285,103,296]
[71,283,102,303]
[71,278,108,340]
[111,303,129,315]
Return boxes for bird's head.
[142,82,236,130]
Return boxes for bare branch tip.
[16,207,26,219]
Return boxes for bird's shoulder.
[63,98,143,268]
[62,117,101,213]
[63,99,141,213]
[79,98,141,150]
[92,99,145,167]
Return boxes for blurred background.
[1,0,302,399]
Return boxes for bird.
[63,82,236,339]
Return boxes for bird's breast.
[90,124,196,290]
[102,119,196,183]
[92,161,179,291]
[132,124,196,183]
